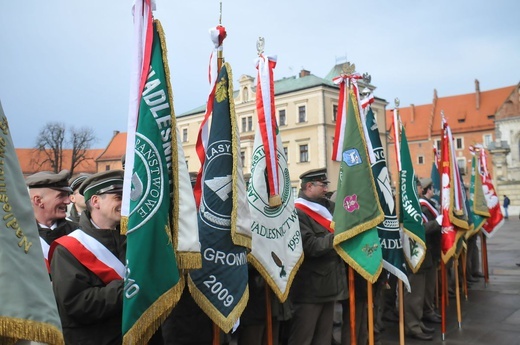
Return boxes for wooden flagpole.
[367,282,374,345]
[441,260,447,340]
[265,285,273,345]
[212,4,224,345]
[481,232,489,286]
[454,259,462,329]
[392,99,405,345]
[348,266,357,345]
[461,251,468,300]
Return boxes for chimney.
[475,79,480,110]
[411,104,415,123]
[299,69,310,78]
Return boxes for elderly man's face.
[38,189,71,221]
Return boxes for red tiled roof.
[16,148,103,175]
[386,84,517,141]
[97,132,127,162]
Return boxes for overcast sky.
[1,1,519,148]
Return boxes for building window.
[105,165,110,171]
[240,151,246,165]
[292,187,298,199]
[418,155,424,165]
[483,134,492,148]
[299,144,309,162]
[241,117,247,132]
[455,137,463,150]
[457,158,466,175]
[333,104,338,122]
[247,116,253,132]
[298,106,306,123]
[242,116,253,132]
[435,139,441,151]
[185,160,189,169]
[283,146,288,161]
[182,128,188,142]
[279,109,286,126]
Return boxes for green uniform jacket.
[38,218,78,245]
[290,193,348,304]
[50,211,126,345]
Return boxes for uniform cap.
[299,168,329,184]
[79,170,124,202]
[68,173,91,192]
[25,170,72,193]
[419,177,433,189]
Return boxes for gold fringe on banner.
[187,275,249,334]
[226,62,252,250]
[120,216,128,235]
[155,19,181,253]
[122,277,185,345]
[248,252,304,303]
[0,318,64,345]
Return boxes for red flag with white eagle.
[480,149,504,237]
[440,117,467,262]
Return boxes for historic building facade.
[176,65,389,194]
[385,81,519,215]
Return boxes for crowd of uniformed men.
[29,165,483,345]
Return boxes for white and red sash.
[40,237,50,273]
[49,230,125,285]
[294,198,334,233]
[419,197,440,224]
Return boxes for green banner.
[333,90,383,283]
[468,153,489,236]
[122,21,183,345]
[365,107,408,289]
[188,63,250,333]
[0,100,64,344]
[399,125,426,272]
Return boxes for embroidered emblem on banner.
[362,243,379,257]
[343,148,362,166]
[200,139,233,230]
[343,194,359,212]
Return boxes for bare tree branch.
[68,126,96,176]
[34,122,96,175]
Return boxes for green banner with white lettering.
[188,63,251,333]
[365,107,409,290]
[122,21,183,345]
[398,125,426,272]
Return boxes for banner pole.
[441,260,447,340]
[481,233,489,286]
[454,259,462,329]
[265,285,273,345]
[349,266,357,345]
[367,281,374,345]
[212,323,220,345]
[398,280,405,345]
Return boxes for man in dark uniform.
[68,173,90,223]
[289,168,347,345]
[418,178,443,325]
[49,170,126,345]
[404,178,441,341]
[26,170,78,245]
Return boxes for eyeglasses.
[312,182,329,188]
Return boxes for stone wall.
[497,180,520,217]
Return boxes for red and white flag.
[480,149,504,237]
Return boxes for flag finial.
[394,98,400,109]
[219,2,223,24]
[257,37,265,56]
[341,61,356,75]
